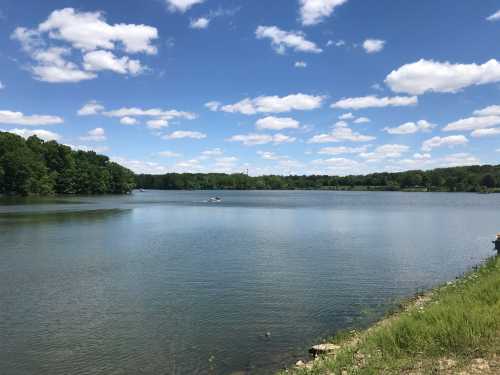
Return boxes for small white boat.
[207,197,222,203]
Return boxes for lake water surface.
[1,191,499,374]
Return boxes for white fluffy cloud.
[27,47,97,83]
[104,107,196,120]
[77,100,104,116]
[12,8,158,82]
[202,148,224,157]
[220,93,324,115]
[443,115,500,131]
[158,150,182,158]
[360,144,409,162]
[0,81,5,90]
[363,39,385,54]
[299,0,348,26]
[256,26,322,54]
[205,101,221,111]
[227,133,296,146]
[311,157,360,174]
[295,61,308,68]
[308,122,375,143]
[81,127,106,142]
[318,146,369,155]
[422,135,468,152]
[255,116,300,130]
[383,120,435,135]
[257,150,288,160]
[487,10,500,21]
[120,117,138,125]
[473,105,500,117]
[339,112,354,120]
[2,128,61,141]
[190,17,210,29]
[146,119,169,129]
[385,59,500,95]
[166,0,205,13]
[332,95,417,110]
[0,110,63,126]
[353,117,370,124]
[37,8,158,54]
[163,130,206,140]
[471,128,500,138]
[83,50,143,75]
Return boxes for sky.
[1,0,500,176]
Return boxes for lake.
[1,190,499,374]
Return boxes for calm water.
[1,191,499,374]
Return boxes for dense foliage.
[0,132,135,196]
[137,165,500,192]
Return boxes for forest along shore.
[281,256,500,375]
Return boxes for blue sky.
[1,0,500,175]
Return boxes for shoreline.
[280,255,500,374]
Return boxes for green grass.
[281,256,500,374]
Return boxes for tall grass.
[284,256,500,374]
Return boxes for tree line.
[2,130,499,195]
[0,131,135,196]
[136,165,500,192]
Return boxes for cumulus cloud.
[0,110,63,126]
[443,115,500,131]
[11,8,158,82]
[294,61,308,68]
[383,120,435,135]
[311,157,360,174]
[487,10,500,21]
[28,47,97,83]
[299,0,348,26]
[146,119,169,129]
[360,144,409,162]
[81,127,106,142]
[83,50,143,75]
[473,105,500,117]
[339,112,354,120]
[353,117,370,124]
[0,81,5,90]
[104,107,196,120]
[205,101,221,111]
[202,148,224,157]
[308,122,375,143]
[162,130,206,140]
[190,17,210,29]
[120,117,138,125]
[77,100,104,116]
[363,39,385,54]
[2,128,61,141]
[257,150,288,160]
[37,8,158,53]
[255,116,300,130]
[422,135,468,152]
[471,128,500,138]
[158,150,182,157]
[220,93,324,115]
[332,95,417,110]
[255,26,322,54]
[318,146,369,155]
[227,133,296,146]
[166,0,205,13]
[385,59,500,95]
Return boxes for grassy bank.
[282,256,500,374]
